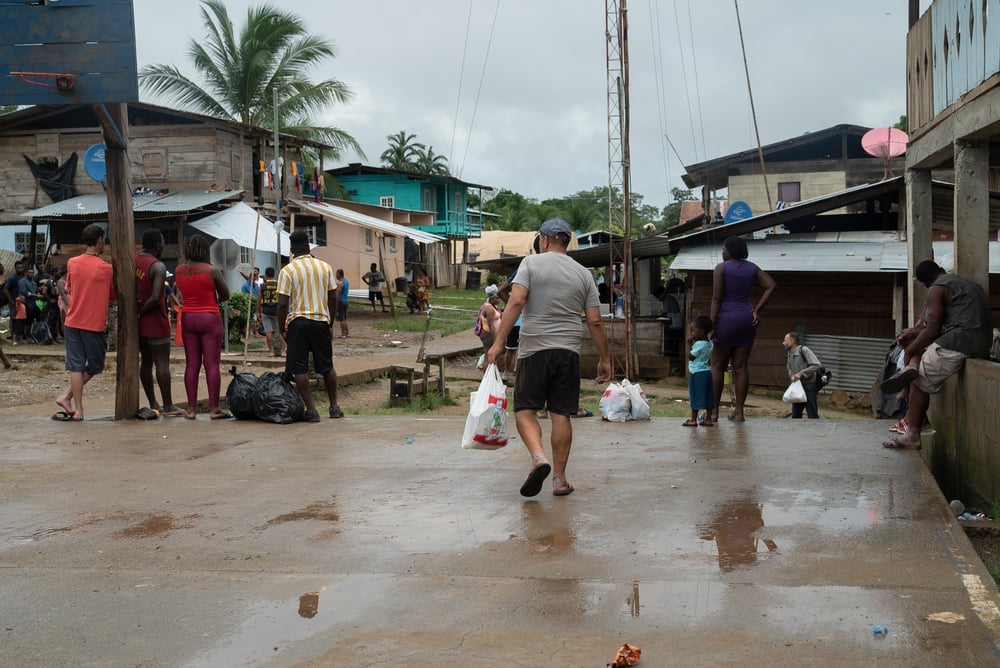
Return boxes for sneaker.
[328,405,344,419]
[889,418,933,434]
[304,409,321,423]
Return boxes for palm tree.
[138,0,361,171]
[415,146,450,176]
[556,197,601,232]
[381,131,424,171]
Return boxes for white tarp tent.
[189,202,290,254]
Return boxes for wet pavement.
[3,401,1000,667]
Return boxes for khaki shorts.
[914,342,967,394]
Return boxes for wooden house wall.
[684,270,899,388]
[0,124,260,224]
[582,270,917,387]
[725,156,904,218]
[730,171,847,216]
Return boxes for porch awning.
[188,202,291,254]
[292,199,446,244]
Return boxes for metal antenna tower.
[605,0,635,379]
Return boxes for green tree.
[414,145,450,176]
[892,115,907,132]
[380,130,425,171]
[138,0,361,163]
[483,189,541,231]
[662,187,697,228]
[0,105,17,115]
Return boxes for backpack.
[817,367,832,390]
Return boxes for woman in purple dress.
[709,236,776,421]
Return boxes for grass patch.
[342,392,458,415]
[372,289,486,338]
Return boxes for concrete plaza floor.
[3,397,1000,666]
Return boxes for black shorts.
[513,349,580,416]
[335,302,348,322]
[284,318,334,376]
[505,325,520,350]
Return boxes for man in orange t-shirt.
[53,224,116,421]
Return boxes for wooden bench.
[388,356,446,406]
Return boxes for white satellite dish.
[209,238,240,270]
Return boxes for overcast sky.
[134,1,928,212]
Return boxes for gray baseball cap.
[539,218,572,238]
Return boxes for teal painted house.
[326,164,492,239]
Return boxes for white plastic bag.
[599,382,632,422]
[476,353,485,370]
[782,379,807,404]
[461,363,508,449]
[623,379,651,421]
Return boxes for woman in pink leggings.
[174,234,231,419]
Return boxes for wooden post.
[97,102,139,419]
[242,212,261,364]
[378,235,396,316]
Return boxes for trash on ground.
[607,642,641,667]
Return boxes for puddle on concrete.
[342,499,514,552]
[626,581,640,617]
[699,496,778,572]
[297,592,319,619]
[114,514,177,539]
[260,499,339,529]
[763,484,890,529]
[568,580,724,622]
[185,574,391,667]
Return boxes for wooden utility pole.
[96,102,139,419]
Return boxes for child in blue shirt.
[684,314,715,427]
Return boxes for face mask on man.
[783,344,792,352]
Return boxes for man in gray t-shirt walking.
[487,218,612,497]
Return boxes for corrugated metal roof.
[880,240,1000,272]
[292,200,446,244]
[21,189,244,218]
[672,238,897,272]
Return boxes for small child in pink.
[13,295,27,344]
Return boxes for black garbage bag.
[871,344,906,419]
[253,371,306,424]
[225,365,259,420]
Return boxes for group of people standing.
[2,259,66,347]
[47,225,346,423]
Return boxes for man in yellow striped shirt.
[277,231,344,421]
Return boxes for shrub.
[226,292,253,344]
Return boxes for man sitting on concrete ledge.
[881,260,991,450]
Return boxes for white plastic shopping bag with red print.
[599,378,651,421]
[599,381,632,422]
[461,363,509,449]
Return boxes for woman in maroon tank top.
[173,234,231,419]
[709,236,776,422]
